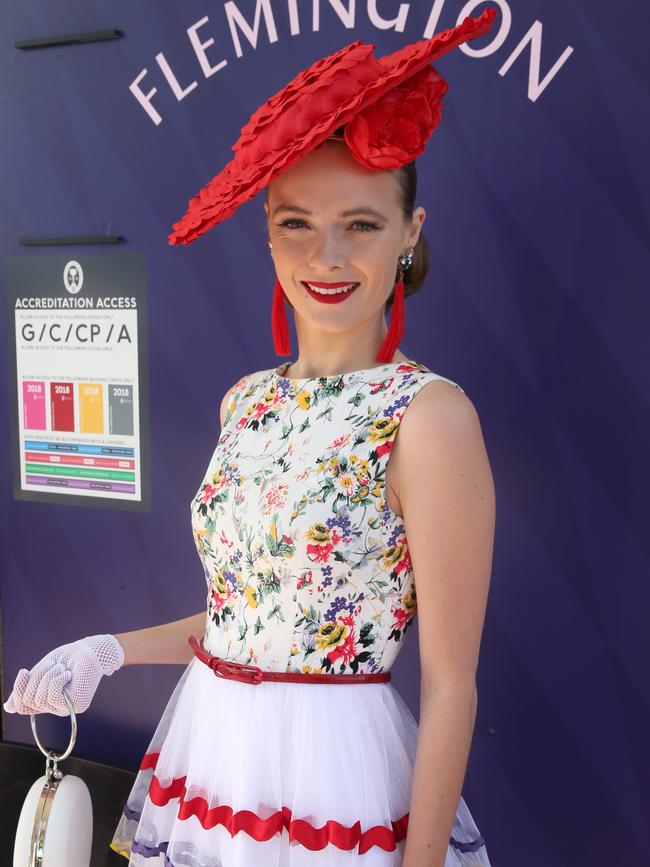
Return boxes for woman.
[4,9,497,866]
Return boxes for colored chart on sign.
[23,381,46,430]
[50,381,75,431]
[22,439,137,494]
[108,384,134,435]
[79,383,104,433]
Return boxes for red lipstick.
[301,280,360,305]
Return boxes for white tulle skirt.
[109,657,491,866]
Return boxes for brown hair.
[389,158,430,310]
[264,133,430,313]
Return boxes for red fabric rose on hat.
[343,66,448,170]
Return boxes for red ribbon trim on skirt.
[139,751,407,854]
[188,634,392,685]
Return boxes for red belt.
[188,635,391,685]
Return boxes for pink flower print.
[218,528,234,550]
[251,400,270,422]
[201,483,218,503]
[306,523,342,564]
[211,571,232,613]
[327,615,358,666]
[391,587,417,632]
[382,537,412,577]
[368,376,395,394]
[297,570,314,590]
[264,482,289,514]
[392,605,410,631]
[328,433,351,450]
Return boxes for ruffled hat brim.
[168,6,497,247]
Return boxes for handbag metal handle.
[30,688,77,766]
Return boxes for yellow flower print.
[306,523,332,546]
[244,585,259,608]
[382,542,407,571]
[301,664,323,674]
[296,389,311,410]
[211,466,225,487]
[401,587,417,612]
[315,621,349,651]
[212,570,228,598]
[368,417,399,443]
[194,528,208,553]
[370,482,383,499]
[350,484,370,504]
[262,384,277,402]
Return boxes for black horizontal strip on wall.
[15,29,122,50]
[19,236,124,246]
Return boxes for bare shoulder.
[391,377,493,509]
[400,377,484,450]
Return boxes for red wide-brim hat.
[168,6,497,247]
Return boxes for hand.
[3,634,125,717]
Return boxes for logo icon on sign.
[63,260,84,294]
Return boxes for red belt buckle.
[211,657,264,685]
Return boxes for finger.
[12,690,39,715]
[3,694,16,713]
[46,669,72,713]
[22,671,45,707]
[9,670,33,711]
[33,663,65,709]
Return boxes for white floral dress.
[110,358,491,866]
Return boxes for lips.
[304,281,359,288]
[301,280,360,304]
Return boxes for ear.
[407,206,426,248]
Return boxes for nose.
[307,227,346,273]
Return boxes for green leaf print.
[358,622,375,648]
[253,616,265,635]
[267,603,286,623]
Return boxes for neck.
[285,315,408,378]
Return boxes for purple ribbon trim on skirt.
[449,834,486,852]
[131,838,173,866]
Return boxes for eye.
[350,221,382,232]
[277,219,382,232]
[277,218,308,229]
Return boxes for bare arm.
[115,379,244,667]
[115,610,206,666]
[397,383,495,867]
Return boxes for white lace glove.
[2,634,125,717]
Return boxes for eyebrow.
[272,203,389,222]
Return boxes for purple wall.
[2,2,649,864]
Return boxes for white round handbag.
[13,691,93,867]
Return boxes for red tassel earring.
[376,278,405,363]
[272,277,292,356]
[376,246,412,364]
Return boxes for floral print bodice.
[190,358,463,675]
